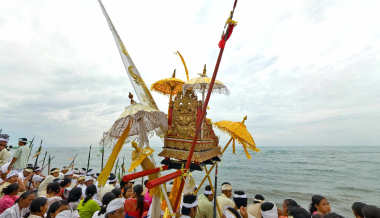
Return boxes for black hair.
[253,194,265,203]
[261,202,275,211]
[15,191,35,204]
[60,178,72,188]
[67,187,82,203]
[98,192,116,215]
[111,188,122,197]
[309,195,326,214]
[233,191,248,208]
[324,212,345,218]
[361,205,380,218]
[221,182,231,186]
[352,202,367,218]
[83,184,97,204]
[227,207,242,218]
[285,199,299,208]
[204,185,212,198]
[47,182,60,195]
[2,183,19,195]
[46,200,68,218]
[30,197,48,213]
[288,206,311,218]
[181,194,197,215]
[133,184,145,217]
[144,180,148,186]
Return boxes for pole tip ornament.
[128,92,135,104]
[202,64,207,77]
[242,115,247,124]
[172,69,176,78]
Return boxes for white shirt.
[55,209,79,218]
[0,204,29,218]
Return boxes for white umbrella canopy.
[105,93,168,147]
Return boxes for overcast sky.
[1,0,379,147]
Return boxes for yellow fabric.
[176,51,190,81]
[128,144,154,172]
[214,116,259,159]
[97,119,132,187]
[150,78,184,95]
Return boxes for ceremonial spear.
[33,140,43,169]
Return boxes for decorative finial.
[172,69,176,78]
[242,115,247,124]
[128,92,135,104]
[202,64,207,77]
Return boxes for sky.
[0,0,379,147]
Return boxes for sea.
[28,144,380,218]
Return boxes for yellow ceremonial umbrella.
[214,115,259,159]
[183,64,229,103]
[150,69,184,104]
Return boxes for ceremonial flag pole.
[27,136,35,163]
[86,145,92,173]
[41,151,48,169]
[172,0,239,211]
[33,140,43,169]
[47,155,51,175]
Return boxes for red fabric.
[0,195,19,213]
[218,24,236,48]
[124,198,150,218]
[168,105,173,126]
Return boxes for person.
[46,182,63,207]
[247,194,265,218]
[143,180,152,206]
[261,202,278,218]
[19,168,34,190]
[8,138,30,172]
[195,185,214,218]
[361,205,380,218]
[60,167,69,179]
[92,192,116,218]
[279,199,299,218]
[105,198,125,218]
[60,178,72,199]
[224,191,253,218]
[77,184,101,218]
[0,183,19,213]
[28,197,48,218]
[67,187,83,212]
[124,184,150,218]
[0,191,36,218]
[0,170,25,197]
[38,168,60,196]
[98,174,117,201]
[180,193,198,218]
[217,182,235,212]
[352,202,366,218]
[0,134,11,167]
[120,181,133,199]
[287,206,310,218]
[309,195,331,217]
[46,200,69,218]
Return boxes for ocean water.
[32,145,380,217]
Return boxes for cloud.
[0,0,379,147]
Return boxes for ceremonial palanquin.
[159,89,221,163]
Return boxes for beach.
[37,144,380,218]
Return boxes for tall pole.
[173,0,238,211]
[33,140,43,169]
[27,136,35,163]
[101,141,105,171]
[86,145,92,173]
[213,163,218,218]
[41,151,48,169]
[47,155,51,175]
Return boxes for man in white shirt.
[0,134,11,167]
[217,182,235,212]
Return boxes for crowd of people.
[1,135,379,218]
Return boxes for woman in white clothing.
[0,191,36,218]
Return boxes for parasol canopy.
[106,93,168,147]
[151,69,184,96]
[214,115,259,159]
[183,64,229,97]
